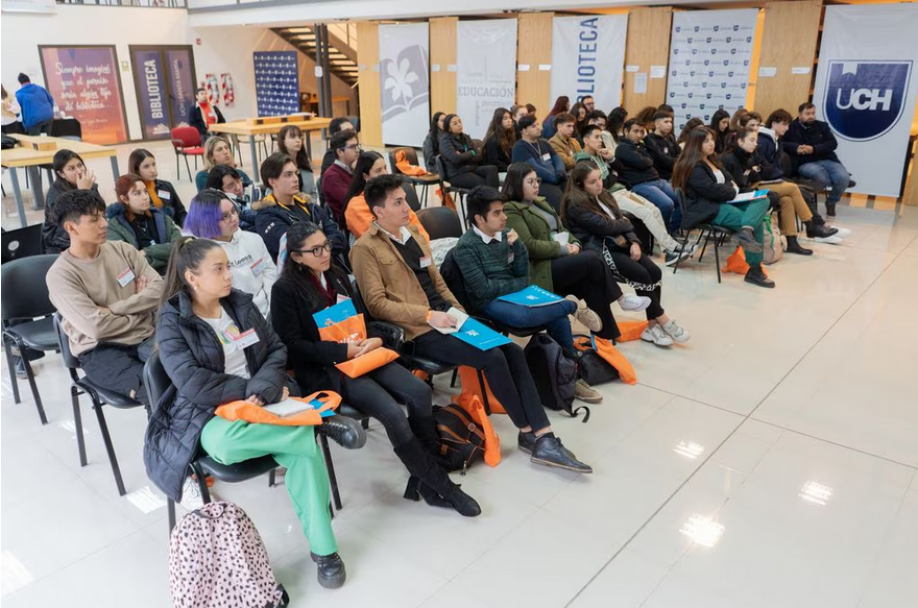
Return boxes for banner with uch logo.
[813,4,918,197]
[550,15,628,112]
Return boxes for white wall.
[1,5,355,142]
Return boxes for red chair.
[171,127,205,181]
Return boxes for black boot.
[744,265,775,288]
[804,221,838,239]
[784,236,813,256]
[311,552,346,589]
[395,440,481,517]
[825,202,837,218]
[316,415,367,450]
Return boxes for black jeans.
[603,250,664,319]
[342,362,432,448]
[26,120,53,136]
[79,336,156,405]
[551,250,623,341]
[413,331,550,432]
[449,165,500,189]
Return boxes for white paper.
[431,64,441,72]
[634,72,648,94]
[727,192,757,203]
[264,398,318,418]
[518,64,531,72]
[552,231,570,245]
[538,64,552,71]
[791,66,811,75]
[430,307,469,334]
[650,65,666,79]
[626,64,640,73]
[447,64,458,72]
[758,66,777,78]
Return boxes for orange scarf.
[145,181,163,209]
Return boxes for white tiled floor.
[2,149,918,606]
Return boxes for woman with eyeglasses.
[271,222,481,517]
[184,189,277,317]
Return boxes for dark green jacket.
[106,204,181,271]
[503,197,580,292]
[452,228,530,313]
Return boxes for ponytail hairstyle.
[344,150,385,204]
[281,221,349,312]
[161,237,223,305]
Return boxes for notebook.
[497,285,563,307]
[726,189,769,204]
[264,396,335,418]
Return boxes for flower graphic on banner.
[380,45,430,121]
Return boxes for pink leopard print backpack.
[169,501,289,608]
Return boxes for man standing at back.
[15,73,54,135]
[782,102,853,217]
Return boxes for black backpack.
[524,334,590,422]
[433,404,485,473]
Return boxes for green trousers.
[712,198,770,267]
[201,417,338,556]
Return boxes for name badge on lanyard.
[419,256,432,269]
[157,189,171,200]
[250,258,267,276]
[541,152,551,162]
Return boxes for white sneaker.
[831,227,851,238]
[661,319,691,344]
[618,294,652,312]
[641,324,673,347]
[814,235,844,245]
[180,476,205,511]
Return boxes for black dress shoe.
[733,227,763,254]
[316,415,367,450]
[518,431,537,454]
[530,436,592,473]
[825,203,837,218]
[784,236,813,256]
[311,552,346,589]
[805,222,838,239]
[744,265,776,288]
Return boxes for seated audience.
[277,125,318,201]
[320,117,356,177]
[351,175,592,473]
[148,237,363,589]
[634,106,658,131]
[43,149,103,254]
[562,164,690,347]
[343,152,428,241]
[585,109,618,156]
[254,153,345,262]
[541,95,570,140]
[607,107,628,146]
[677,118,705,149]
[582,95,595,113]
[422,111,446,171]
[185,189,276,316]
[321,129,361,225]
[548,112,582,171]
[482,107,517,173]
[644,112,681,181]
[46,190,163,404]
[205,165,258,231]
[129,148,186,226]
[271,222,479,516]
[672,128,775,289]
[511,115,567,212]
[188,87,225,140]
[195,135,253,193]
[570,102,588,134]
[438,114,499,189]
[709,109,731,154]
[525,103,538,116]
[107,174,182,271]
[452,186,602,403]
[510,104,529,132]
[615,119,681,231]
[502,163,652,343]
[574,125,615,189]
[782,102,852,217]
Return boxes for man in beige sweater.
[46,190,163,404]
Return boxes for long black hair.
[161,237,223,305]
[52,149,85,188]
[343,150,385,204]
[501,162,537,203]
[280,222,350,313]
[277,125,314,173]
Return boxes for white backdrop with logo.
[666,9,759,132]
[813,4,918,197]
[456,19,518,140]
[551,15,628,111]
[379,23,430,147]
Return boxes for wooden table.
[1,135,119,227]
[209,116,333,174]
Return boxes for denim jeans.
[797,160,850,205]
[633,179,681,232]
[482,297,576,352]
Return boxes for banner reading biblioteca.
[813,4,918,197]
[379,22,430,147]
[456,19,517,140]
[551,15,628,111]
[666,9,759,132]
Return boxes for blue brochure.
[497,285,563,307]
[309,397,336,418]
[452,317,513,351]
[312,298,357,327]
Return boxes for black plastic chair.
[53,314,143,496]
[416,206,462,241]
[435,155,472,230]
[1,254,60,424]
[2,224,44,264]
[671,189,732,284]
[389,147,440,208]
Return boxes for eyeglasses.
[292,242,333,257]
[220,208,239,222]
[524,178,541,187]
[341,143,362,152]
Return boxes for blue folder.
[312,298,357,328]
[452,317,513,351]
[497,285,563,307]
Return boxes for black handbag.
[577,348,620,385]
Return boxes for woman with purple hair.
[184,189,276,317]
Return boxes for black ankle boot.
[804,221,838,239]
[316,415,366,450]
[311,552,346,589]
[785,236,813,255]
[395,440,481,517]
[825,203,837,218]
[744,265,775,288]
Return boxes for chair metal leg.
[92,399,126,496]
[3,339,21,404]
[191,461,212,503]
[698,230,712,262]
[450,368,458,388]
[175,152,180,180]
[714,237,722,284]
[21,354,47,425]
[71,386,87,466]
[167,498,177,532]
[672,231,694,275]
[268,468,276,487]
[477,369,492,415]
[318,433,343,511]
[183,156,192,182]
